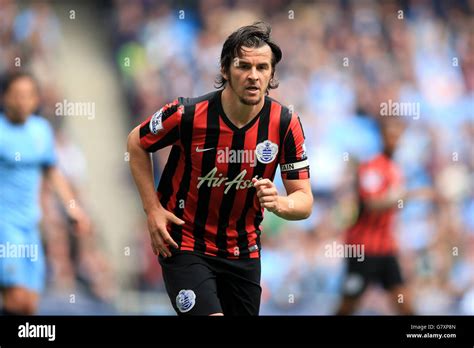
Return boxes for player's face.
[3,77,40,123]
[382,120,405,155]
[223,45,273,106]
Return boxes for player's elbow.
[302,200,313,219]
[297,192,313,219]
[127,126,140,152]
[288,189,313,220]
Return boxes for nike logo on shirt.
[196,147,214,152]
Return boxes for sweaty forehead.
[237,45,272,63]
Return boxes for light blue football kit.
[0,113,57,291]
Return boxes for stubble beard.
[228,78,263,106]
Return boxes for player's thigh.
[336,294,364,315]
[380,255,404,291]
[2,286,39,313]
[159,253,222,316]
[215,258,262,316]
[341,257,371,298]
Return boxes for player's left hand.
[67,205,92,235]
[252,178,280,213]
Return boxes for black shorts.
[342,255,404,297]
[159,252,261,316]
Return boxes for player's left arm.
[43,166,91,235]
[40,122,90,234]
[253,111,313,220]
[253,177,313,220]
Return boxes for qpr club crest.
[176,289,196,313]
[255,140,278,164]
[149,108,163,134]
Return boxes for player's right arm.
[359,167,434,211]
[127,101,185,257]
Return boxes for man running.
[128,22,313,315]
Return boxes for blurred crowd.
[0,0,115,313]
[111,0,473,315]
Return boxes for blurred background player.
[0,72,90,315]
[336,118,435,315]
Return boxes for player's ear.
[221,66,229,81]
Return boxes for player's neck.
[4,110,27,125]
[382,147,394,159]
[221,87,264,129]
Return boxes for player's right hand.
[146,206,184,258]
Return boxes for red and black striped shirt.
[345,154,403,256]
[139,90,309,259]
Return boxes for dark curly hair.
[215,21,282,94]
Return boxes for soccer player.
[336,118,433,315]
[128,22,313,315]
[0,72,90,315]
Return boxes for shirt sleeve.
[42,120,57,168]
[279,113,310,180]
[139,99,183,152]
